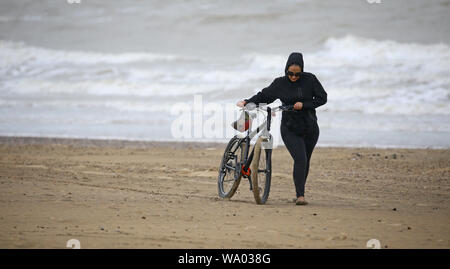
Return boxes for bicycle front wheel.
[218,136,245,199]
[250,137,272,204]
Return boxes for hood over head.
[284,52,304,75]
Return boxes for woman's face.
[287,65,302,82]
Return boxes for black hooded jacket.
[244,52,327,135]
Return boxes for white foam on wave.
[3,77,241,99]
[243,35,450,115]
[0,40,193,69]
[0,40,268,99]
[1,36,449,117]
[0,97,172,113]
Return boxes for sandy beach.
[0,136,448,249]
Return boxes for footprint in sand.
[175,168,217,178]
[177,168,192,174]
[188,171,218,178]
[157,175,173,180]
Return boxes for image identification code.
[178,253,271,266]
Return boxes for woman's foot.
[295,196,308,205]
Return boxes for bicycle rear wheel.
[218,136,246,199]
[250,137,272,204]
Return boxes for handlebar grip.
[279,105,294,111]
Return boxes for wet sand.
[0,136,448,249]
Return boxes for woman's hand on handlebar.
[236,100,246,108]
[294,102,303,110]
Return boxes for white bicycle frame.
[241,105,284,150]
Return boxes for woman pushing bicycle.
[236,52,327,206]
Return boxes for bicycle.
[217,104,294,204]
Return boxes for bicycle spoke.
[218,137,245,199]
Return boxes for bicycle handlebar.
[241,104,295,112]
[273,105,295,112]
[239,103,295,132]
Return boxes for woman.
[236,52,327,205]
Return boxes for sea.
[1,0,449,148]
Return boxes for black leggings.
[280,122,319,198]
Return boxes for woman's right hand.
[236,100,246,108]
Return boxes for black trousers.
[280,122,319,198]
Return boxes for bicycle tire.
[218,136,246,199]
[250,136,272,204]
